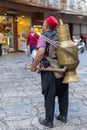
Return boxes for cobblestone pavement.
[0,52,87,130]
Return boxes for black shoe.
[55,114,67,123]
[39,117,53,128]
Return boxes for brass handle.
[39,66,67,73]
[28,66,67,73]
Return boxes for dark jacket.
[42,30,58,68]
[44,30,58,56]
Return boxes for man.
[0,30,4,56]
[83,35,87,50]
[26,27,39,62]
[30,16,69,128]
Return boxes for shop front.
[0,15,43,53]
[17,16,42,51]
[0,15,14,54]
[0,0,56,52]
[17,16,31,51]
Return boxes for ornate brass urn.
[56,19,80,83]
[30,19,80,83]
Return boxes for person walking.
[83,35,87,50]
[30,16,69,128]
[0,30,4,56]
[26,27,39,62]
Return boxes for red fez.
[46,16,58,28]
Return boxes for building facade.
[0,0,87,52]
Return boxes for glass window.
[17,16,31,39]
[0,16,13,49]
[17,16,31,51]
[47,0,54,7]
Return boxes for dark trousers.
[41,71,69,123]
[30,46,37,54]
[0,43,2,56]
[56,78,69,117]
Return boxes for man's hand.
[30,65,37,72]
[30,47,45,71]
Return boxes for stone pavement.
[0,52,87,130]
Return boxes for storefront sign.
[7,11,18,15]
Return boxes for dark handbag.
[42,59,51,68]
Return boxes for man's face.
[42,21,47,33]
[30,28,34,33]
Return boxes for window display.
[17,16,31,51]
[0,16,13,53]
[33,25,42,36]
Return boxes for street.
[0,50,87,130]
[78,51,87,66]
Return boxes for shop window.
[46,0,54,7]
[30,0,38,4]
[33,25,42,36]
[38,0,45,5]
[30,0,45,6]
[17,16,31,51]
[0,16,13,52]
[61,0,66,3]
[17,16,31,39]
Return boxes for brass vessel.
[30,19,80,83]
[56,19,80,83]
